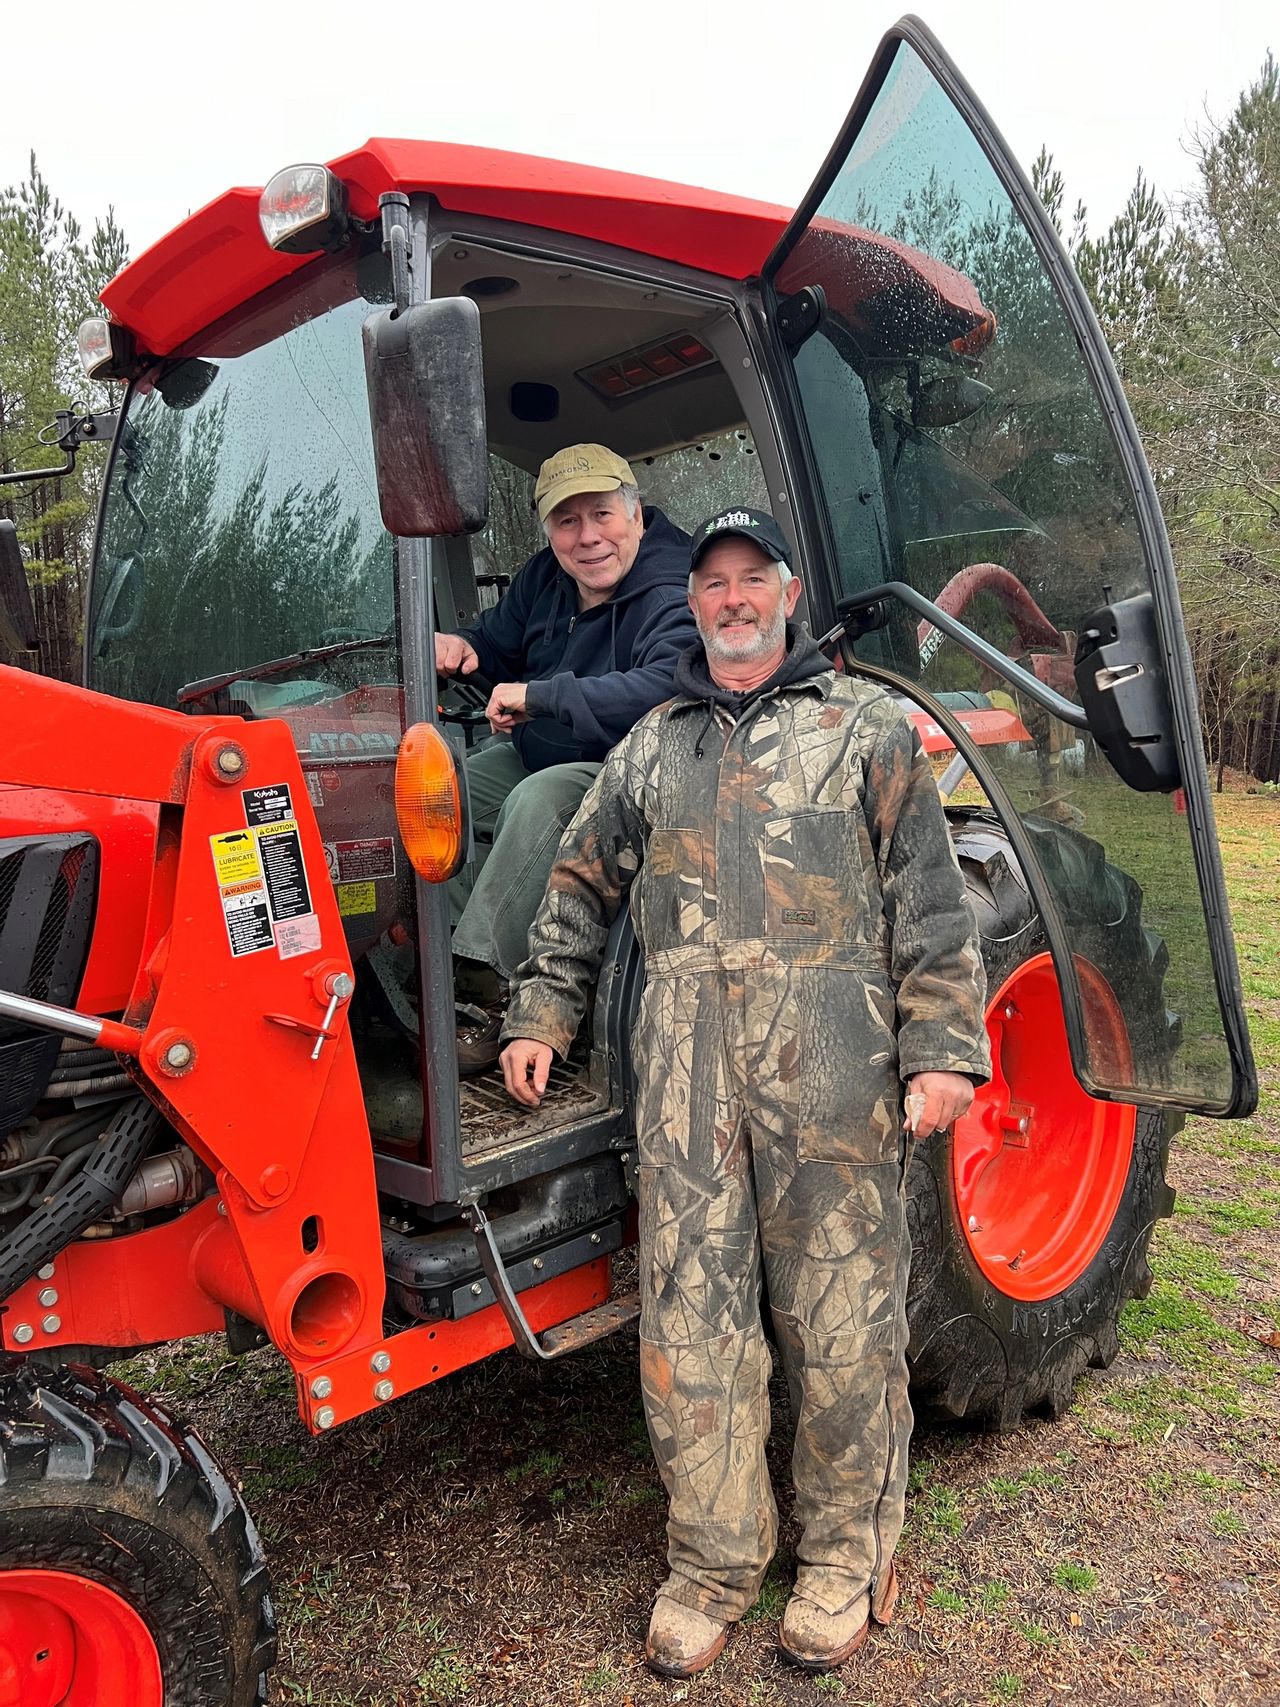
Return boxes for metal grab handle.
[821,581,1090,732]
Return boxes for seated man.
[438,443,695,1072]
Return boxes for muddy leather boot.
[778,1564,898,1672]
[644,1597,730,1679]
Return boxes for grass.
[1052,1562,1098,1594]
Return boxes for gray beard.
[699,599,787,669]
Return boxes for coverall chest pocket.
[762,810,870,944]
[793,966,900,1165]
[636,827,706,951]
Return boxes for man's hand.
[486,681,530,734]
[435,632,480,677]
[905,1070,974,1138]
[501,1038,554,1107]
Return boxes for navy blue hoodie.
[460,506,695,772]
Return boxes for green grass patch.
[992,1674,1024,1702]
[1016,1620,1057,1645]
[928,1585,968,1613]
[983,1466,1062,1504]
[979,1580,1012,1613]
[1052,1561,1098,1594]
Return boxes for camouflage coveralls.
[504,658,989,1620]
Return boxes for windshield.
[87,254,394,710]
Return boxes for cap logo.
[705,510,759,536]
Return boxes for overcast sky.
[2,0,1273,268]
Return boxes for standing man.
[499,508,990,1676]
[437,444,694,1072]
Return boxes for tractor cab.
[1,14,1255,1436]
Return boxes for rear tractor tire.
[0,1356,274,1705]
[905,816,1179,1430]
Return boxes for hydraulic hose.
[0,1096,160,1301]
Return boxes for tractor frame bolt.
[370,1351,392,1374]
[41,1315,61,1334]
[470,1282,483,1296]
[532,1257,544,1272]
[314,1406,336,1430]
[12,1323,33,1345]
[373,1379,394,1403]
[37,1288,58,1308]
[1004,1004,1016,1020]
[589,1232,602,1245]
[968,1215,982,1233]
[310,1376,333,1400]
[37,1264,55,1281]
[215,744,246,778]
[327,972,355,1001]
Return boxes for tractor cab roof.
[98,137,991,360]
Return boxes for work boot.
[455,1003,505,1077]
[778,1588,870,1672]
[644,1596,730,1679]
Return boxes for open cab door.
[760,15,1256,1121]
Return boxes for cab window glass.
[775,41,1234,1109]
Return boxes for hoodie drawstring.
[694,703,717,759]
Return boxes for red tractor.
[0,20,1256,1704]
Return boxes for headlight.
[258,164,350,254]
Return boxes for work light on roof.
[77,317,133,381]
[259,164,350,255]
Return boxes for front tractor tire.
[905,816,1179,1430]
[0,1357,274,1706]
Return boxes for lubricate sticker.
[336,881,377,917]
[331,837,396,882]
[210,829,261,888]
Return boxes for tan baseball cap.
[534,443,637,522]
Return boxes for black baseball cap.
[689,507,794,573]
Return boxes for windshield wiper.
[177,634,394,709]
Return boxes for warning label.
[243,783,295,826]
[332,837,396,883]
[337,881,377,917]
[222,888,273,956]
[210,830,262,888]
[304,770,326,810]
[255,821,312,922]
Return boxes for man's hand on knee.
[501,1038,553,1107]
[905,1070,974,1137]
[436,632,480,676]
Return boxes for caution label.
[255,821,313,922]
[332,837,396,882]
[337,881,377,917]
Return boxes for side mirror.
[362,297,489,538]
[1074,592,1181,793]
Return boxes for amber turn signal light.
[394,723,467,882]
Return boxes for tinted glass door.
[763,22,1255,1116]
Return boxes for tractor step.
[469,1197,637,1361]
[536,1292,639,1358]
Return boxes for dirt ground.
[113,793,1280,1706]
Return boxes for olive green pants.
[449,742,601,982]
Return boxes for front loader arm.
[0,665,386,1395]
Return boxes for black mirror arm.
[0,408,118,489]
[820,581,1090,732]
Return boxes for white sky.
[2,0,1273,268]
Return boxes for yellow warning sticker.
[210,830,262,888]
[336,881,377,917]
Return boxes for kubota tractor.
[0,19,1256,1704]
